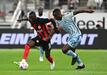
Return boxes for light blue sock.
[76,56,83,65]
[66,50,77,57]
[39,47,44,57]
[66,50,83,65]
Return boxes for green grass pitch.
[0,49,107,75]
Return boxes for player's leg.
[62,36,85,69]
[38,47,44,61]
[23,36,42,60]
[43,42,55,70]
[19,37,40,68]
[19,39,36,69]
[62,44,85,69]
[62,44,77,64]
[62,44,76,57]
[23,39,35,60]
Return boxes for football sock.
[66,50,83,65]
[39,47,44,57]
[46,56,53,63]
[66,50,77,57]
[76,56,84,66]
[23,44,30,60]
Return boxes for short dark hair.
[38,7,43,16]
[29,11,36,17]
[53,8,61,16]
[38,7,43,12]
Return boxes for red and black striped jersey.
[29,18,55,41]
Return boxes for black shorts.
[31,36,51,51]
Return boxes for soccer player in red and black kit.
[18,11,58,70]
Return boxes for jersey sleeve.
[63,11,74,21]
[67,12,74,17]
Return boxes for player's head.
[38,7,43,17]
[28,11,36,21]
[53,8,62,20]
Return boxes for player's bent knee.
[45,54,50,58]
[25,44,30,48]
[62,48,67,54]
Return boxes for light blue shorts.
[67,35,81,48]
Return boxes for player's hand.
[17,19,22,22]
[86,9,94,13]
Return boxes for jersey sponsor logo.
[0,33,98,46]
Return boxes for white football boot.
[50,61,55,70]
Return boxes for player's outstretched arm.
[17,18,28,22]
[73,8,94,15]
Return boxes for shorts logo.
[38,25,41,29]
[36,40,39,43]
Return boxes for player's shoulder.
[63,11,74,17]
[37,17,49,22]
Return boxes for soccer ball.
[19,62,28,70]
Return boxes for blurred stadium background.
[0,0,107,75]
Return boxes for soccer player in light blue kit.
[53,8,94,69]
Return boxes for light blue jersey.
[57,12,81,37]
[57,12,81,48]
